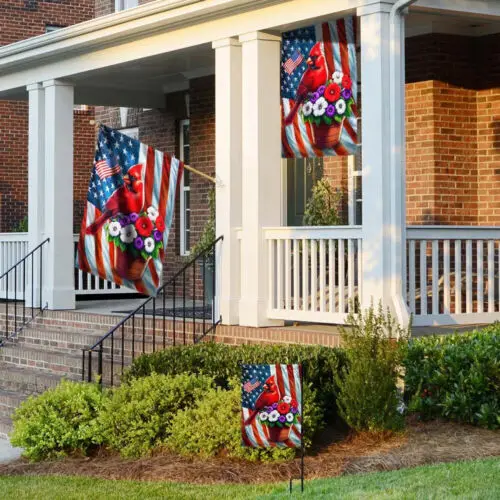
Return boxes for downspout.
[389,0,418,326]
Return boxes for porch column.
[42,80,75,310]
[357,1,402,313]
[212,38,242,325]
[26,83,45,308]
[238,31,282,327]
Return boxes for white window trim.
[348,119,362,226]
[115,0,139,13]
[119,126,139,140]
[179,119,190,256]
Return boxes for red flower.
[277,402,291,415]
[342,75,352,90]
[324,83,341,103]
[135,216,153,237]
[155,216,165,232]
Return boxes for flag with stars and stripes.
[76,124,183,296]
[241,364,302,449]
[281,18,358,157]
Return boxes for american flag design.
[241,364,302,449]
[95,159,121,180]
[76,125,183,296]
[281,18,358,157]
[283,49,304,75]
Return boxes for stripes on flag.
[283,49,304,75]
[95,159,121,180]
[281,17,358,158]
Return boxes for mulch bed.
[1,420,499,484]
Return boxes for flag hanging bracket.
[90,120,217,185]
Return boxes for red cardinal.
[244,375,280,427]
[86,163,145,235]
[284,42,328,125]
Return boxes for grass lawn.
[0,457,499,499]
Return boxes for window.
[179,120,190,256]
[45,25,64,33]
[118,127,139,140]
[348,118,362,225]
[115,0,138,12]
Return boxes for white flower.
[259,412,268,422]
[282,396,292,404]
[302,101,313,117]
[285,413,294,423]
[108,221,121,238]
[332,71,343,84]
[144,237,155,254]
[147,206,159,221]
[313,97,328,117]
[120,224,137,244]
[335,98,347,115]
[268,410,280,423]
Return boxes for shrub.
[167,380,323,462]
[404,326,500,429]
[335,303,410,432]
[11,380,106,462]
[124,343,346,420]
[99,373,214,458]
[303,178,343,226]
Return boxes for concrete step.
[0,390,26,420]
[0,363,74,394]
[0,416,13,439]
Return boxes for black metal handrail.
[82,236,223,385]
[1,238,50,340]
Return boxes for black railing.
[82,236,223,385]
[0,238,50,341]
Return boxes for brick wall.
[0,0,95,232]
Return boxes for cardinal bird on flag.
[77,125,183,296]
[281,18,358,158]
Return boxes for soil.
[0,420,499,484]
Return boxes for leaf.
[334,115,342,124]
[324,116,333,126]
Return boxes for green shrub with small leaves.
[99,373,214,458]
[303,179,343,226]
[167,380,323,462]
[404,326,500,429]
[124,342,346,420]
[11,380,106,462]
[335,303,410,432]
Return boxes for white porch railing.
[265,226,362,324]
[0,233,134,297]
[407,226,500,326]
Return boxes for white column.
[212,38,242,325]
[43,79,75,310]
[357,2,395,310]
[238,31,283,327]
[26,83,45,308]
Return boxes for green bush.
[124,343,346,419]
[404,326,500,429]
[11,380,106,462]
[99,373,214,458]
[167,381,323,462]
[335,304,410,432]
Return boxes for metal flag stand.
[289,364,305,494]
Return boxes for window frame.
[179,119,191,256]
[118,126,139,140]
[115,0,138,12]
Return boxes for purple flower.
[153,230,162,242]
[272,403,278,410]
[310,92,320,104]
[133,237,144,250]
[119,215,131,227]
[341,88,352,100]
[278,415,286,423]
[129,212,139,223]
[317,85,326,96]
[291,407,298,414]
[326,105,336,118]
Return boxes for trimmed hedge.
[404,326,500,429]
[124,342,346,418]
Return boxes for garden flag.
[76,125,183,296]
[281,17,358,157]
[241,364,302,448]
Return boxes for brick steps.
[0,390,26,420]
[0,363,73,394]
[0,417,13,439]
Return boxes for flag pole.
[91,121,217,184]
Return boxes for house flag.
[241,364,302,448]
[76,125,183,296]
[281,17,358,157]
